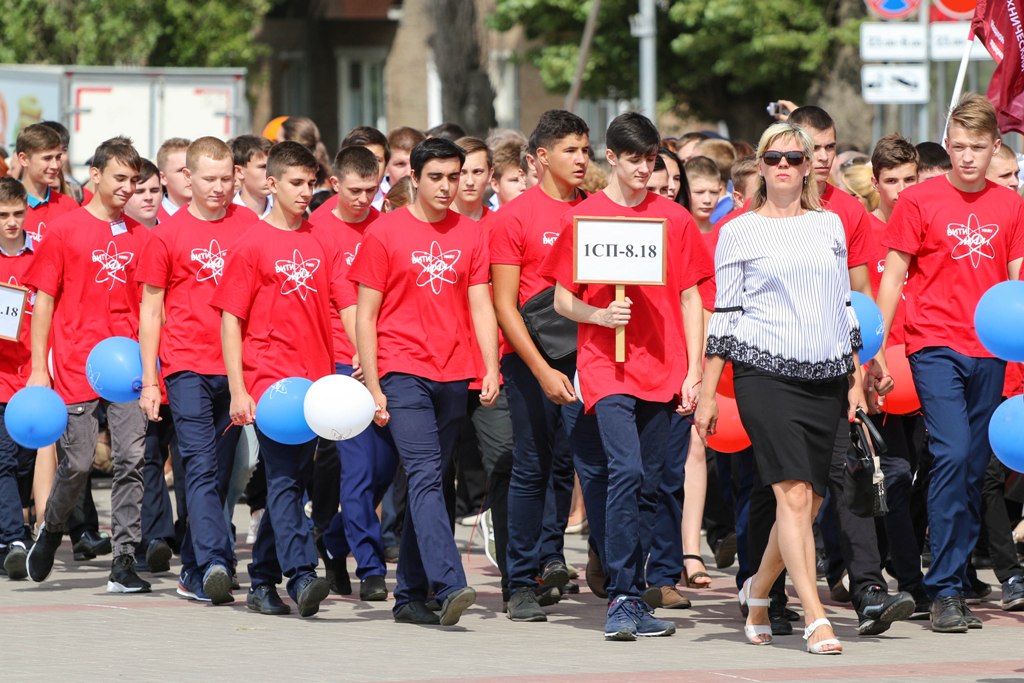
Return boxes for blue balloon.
[851,292,884,360]
[975,281,1024,362]
[256,377,316,445]
[86,336,145,403]
[990,396,1024,472]
[4,387,68,449]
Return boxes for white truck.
[0,64,248,171]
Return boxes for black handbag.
[844,409,890,518]
[518,286,577,361]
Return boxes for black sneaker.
[958,597,983,629]
[1001,575,1024,611]
[930,595,968,633]
[316,537,350,595]
[294,574,331,617]
[856,586,915,636]
[202,563,234,605]
[439,586,476,626]
[964,577,992,604]
[910,590,932,620]
[247,584,291,615]
[714,532,738,569]
[768,596,794,636]
[145,539,173,574]
[507,587,546,622]
[107,555,152,593]
[359,574,388,601]
[27,524,62,582]
[3,541,28,580]
[394,600,440,625]
[72,530,111,561]
[541,559,570,589]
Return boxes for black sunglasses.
[762,151,807,166]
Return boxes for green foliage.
[491,0,859,125]
[0,0,272,67]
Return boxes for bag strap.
[855,409,888,457]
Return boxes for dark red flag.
[973,0,1024,134]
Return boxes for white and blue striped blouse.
[706,210,860,382]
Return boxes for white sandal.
[804,617,842,655]
[738,577,772,645]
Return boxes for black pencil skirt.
[732,363,847,497]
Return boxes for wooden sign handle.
[615,284,625,363]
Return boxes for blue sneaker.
[176,569,211,602]
[633,600,677,637]
[604,595,638,641]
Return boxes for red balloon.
[707,393,752,453]
[717,361,735,399]
[883,344,921,415]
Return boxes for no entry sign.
[865,0,922,20]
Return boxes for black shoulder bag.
[844,409,889,518]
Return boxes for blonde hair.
[751,122,821,212]
[841,164,879,212]
[948,93,998,139]
[185,136,232,171]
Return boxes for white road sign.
[860,23,928,61]
[930,21,993,61]
[861,64,930,104]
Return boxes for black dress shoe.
[316,537,350,595]
[768,597,794,636]
[394,600,440,624]
[857,586,915,636]
[541,560,569,589]
[439,586,476,626]
[959,598,983,629]
[930,595,968,633]
[72,530,111,561]
[145,539,173,574]
[247,584,291,615]
[359,574,388,601]
[294,575,330,617]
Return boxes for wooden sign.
[0,281,29,342]
[573,216,667,361]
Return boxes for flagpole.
[943,27,976,145]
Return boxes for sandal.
[738,577,772,645]
[683,554,712,589]
[804,617,842,655]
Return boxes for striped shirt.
[706,210,859,382]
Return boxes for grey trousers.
[45,400,147,557]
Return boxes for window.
[335,48,387,136]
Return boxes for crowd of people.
[0,92,1022,651]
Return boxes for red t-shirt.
[0,244,35,402]
[884,176,1024,357]
[135,204,258,378]
[25,190,79,245]
[697,226,719,311]
[309,207,380,364]
[1004,362,1023,397]
[821,183,871,269]
[24,208,149,403]
[210,220,343,403]
[866,213,906,347]
[539,191,713,408]
[348,207,490,382]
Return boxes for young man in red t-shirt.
[540,112,710,640]
[155,138,192,223]
[15,124,79,245]
[211,142,340,618]
[489,111,607,621]
[124,160,163,229]
[878,94,1024,632]
[24,137,151,593]
[310,145,397,602]
[136,137,256,605]
[0,178,33,580]
[349,137,498,627]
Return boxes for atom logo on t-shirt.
[275,249,320,300]
[543,232,559,246]
[191,239,227,284]
[411,241,460,295]
[27,222,45,244]
[345,243,360,267]
[91,240,134,290]
[947,214,999,268]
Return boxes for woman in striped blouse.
[694,122,866,655]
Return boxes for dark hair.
[40,121,70,149]
[138,159,160,184]
[871,134,919,178]
[0,176,27,204]
[92,136,142,173]
[658,146,690,209]
[528,110,589,155]
[231,134,273,167]
[341,126,391,163]
[916,141,952,171]
[333,145,380,180]
[426,122,467,141]
[281,117,330,182]
[308,189,335,214]
[605,112,660,157]
[266,141,319,180]
[410,138,466,177]
[788,106,835,133]
[653,155,666,173]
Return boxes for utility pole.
[630,0,657,120]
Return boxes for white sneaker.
[478,509,498,569]
[246,509,264,544]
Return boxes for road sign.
[933,0,976,21]
[860,22,928,61]
[861,64,930,103]
[930,21,993,60]
[865,0,922,20]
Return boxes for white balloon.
[303,374,376,441]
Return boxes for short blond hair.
[185,136,231,171]
[157,137,191,171]
[948,93,998,139]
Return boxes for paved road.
[3,484,1024,682]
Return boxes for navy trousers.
[0,403,27,545]
[140,404,179,552]
[646,413,691,587]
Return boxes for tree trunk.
[428,0,497,136]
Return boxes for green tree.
[491,0,865,141]
[0,0,272,68]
